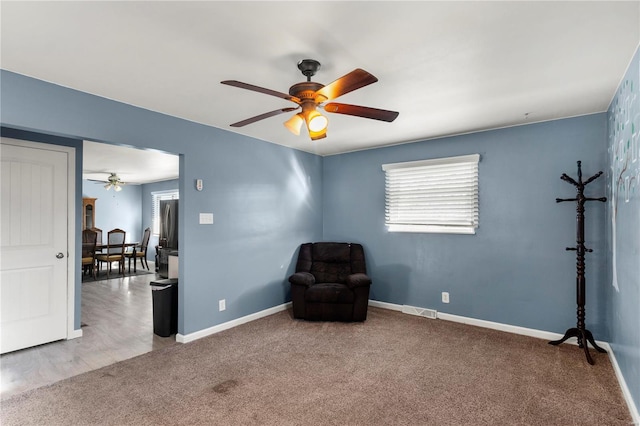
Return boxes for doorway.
[0,138,181,398]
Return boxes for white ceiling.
[2,1,639,161]
[82,140,179,185]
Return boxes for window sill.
[387,224,476,234]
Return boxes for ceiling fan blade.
[221,80,301,104]
[314,69,378,102]
[324,103,399,122]
[230,107,299,127]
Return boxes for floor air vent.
[402,305,437,319]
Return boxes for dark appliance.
[157,199,178,278]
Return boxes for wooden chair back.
[90,227,103,245]
[106,228,126,254]
[82,229,97,257]
[140,227,151,253]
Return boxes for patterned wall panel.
[608,51,639,292]
[606,46,639,413]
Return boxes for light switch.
[199,213,214,224]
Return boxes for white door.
[0,138,70,354]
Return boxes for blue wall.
[323,115,609,338]
[82,179,142,245]
[1,70,324,335]
[607,47,640,414]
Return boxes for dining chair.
[90,227,103,244]
[126,227,151,273]
[95,228,126,279]
[90,227,103,253]
[81,228,98,279]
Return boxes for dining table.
[84,242,141,274]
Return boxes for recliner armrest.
[289,272,315,288]
[346,273,371,289]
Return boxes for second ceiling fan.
[87,172,126,191]
[221,59,399,141]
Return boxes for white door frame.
[2,137,80,341]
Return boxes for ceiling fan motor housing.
[289,81,324,100]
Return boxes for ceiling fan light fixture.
[309,128,327,141]
[101,173,125,191]
[306,110,328,133]
[284,113,304,136]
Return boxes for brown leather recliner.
[289,242,372,322]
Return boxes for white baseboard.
[437,311,580,344]
[603,342,640,425]
[369,299,639,424]
[67,328,83,340]
[176,302,292,344]
[369,300,404,312]
[369,300,600,345]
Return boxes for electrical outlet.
[442,292,450,304]
[219,299,226,311]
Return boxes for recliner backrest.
[349,243,367,275]
[295,242,366,284]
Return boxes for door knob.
[56,252,64,259]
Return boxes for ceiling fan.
[221,59,399,141]
[88,172,126,192]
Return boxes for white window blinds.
[382,154,480,234]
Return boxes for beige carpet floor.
[0,307,631,425]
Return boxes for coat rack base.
[549,327,606,365]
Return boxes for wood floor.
[0,264,177,400]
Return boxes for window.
[152,190,179,235]
[382,154,480,234]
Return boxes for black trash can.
[150,278,178,337]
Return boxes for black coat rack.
[549,161,607,365]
